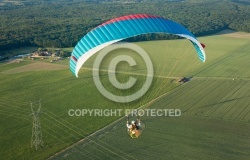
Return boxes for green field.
[0,31,250,159]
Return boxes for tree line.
[0,0,249,57]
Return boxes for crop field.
[51,32,250,159]
[52,115,250,160]
[0,31,249,159]
[0,61,178,159]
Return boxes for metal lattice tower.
[31,100,43,150]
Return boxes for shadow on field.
[200,96,250,108]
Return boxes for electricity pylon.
[31,100,43,150]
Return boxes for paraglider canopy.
[70,14,206,77]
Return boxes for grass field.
[0,31,249,159]
[52,116,249,160]
[0,61,178,159]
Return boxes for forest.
[0,0,249,58]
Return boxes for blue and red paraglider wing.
[70,14,206,77]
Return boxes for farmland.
[51,31,250,159]
[0,31,250,159]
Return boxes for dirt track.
[2,62,67,74]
